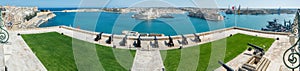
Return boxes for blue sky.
[0,0,299,8]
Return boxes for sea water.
[39,11,295,36]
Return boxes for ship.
[261,19,292,32]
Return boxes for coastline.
[36,12,56,27]
[20,12,56,29]
[1,6,56,30]
[9,12,56,30]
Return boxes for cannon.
[134,35,141,47]
[94,32,103,41]
[218,60,234,71]
[247,43,265,56]
[181,35,188,45]
[106,34,114,44]
[167,36,174,47]
[193,33,201,42]
[119,35,127,46]
[153,36,159,48]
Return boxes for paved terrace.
[2,26,292,71]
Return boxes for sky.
[0,0,299,8]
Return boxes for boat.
[261,19,292,32]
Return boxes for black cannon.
[106,34,114,44]
[153,36,159,48]
[181,35,188,45]
[94,32,103,41]
[134,35,141,47]
[218,60,234,71]
[247,43,265,56]
[193,33,201,42]
[119,35,128,46]
[167,36,174,47]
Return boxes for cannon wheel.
[0,29,9,43]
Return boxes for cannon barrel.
[122,35,127,42]
[168,36,173,42]
[193,33,199,37]
[106,34,113,44]
[247,43,264,52]
[94,32,103,41]
[136,35,141,47]
[168,36,172,40]
[181,34,186,39]
[193,33,201,42]
[218,61,234,71]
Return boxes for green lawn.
[161,33,275,71]
[22,32,136,71]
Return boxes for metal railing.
[0,27,8,43]
[0,10,9,43]
[283,9,300,71]
[283,37,300,70]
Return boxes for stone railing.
[59,26,290,41]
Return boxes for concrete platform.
[131,49,164,71]
[3,26,293,71]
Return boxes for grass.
[161,33,275,71]
[22,32,136,71]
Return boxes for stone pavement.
[131,49,164,71]
[264,36,291,71]
[215,29,291,71]
[4,31,47,71]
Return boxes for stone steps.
[256,57,271,71]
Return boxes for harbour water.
[39,9,295,36]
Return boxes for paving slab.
[131,49,164,71]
